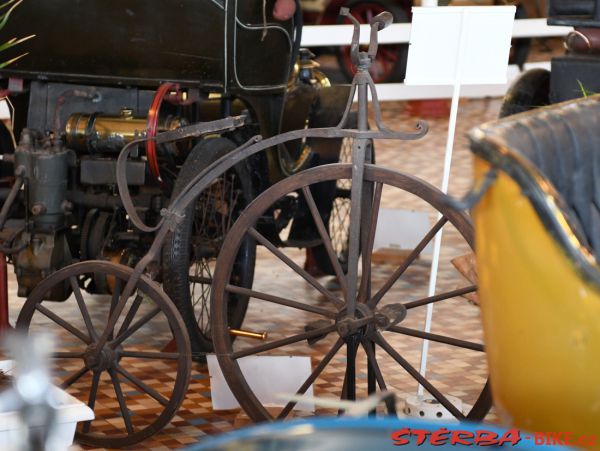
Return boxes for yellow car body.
[470,96,600,447]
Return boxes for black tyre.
[162,137,256,356]
[336,0,409,83]
[499,68,550,118]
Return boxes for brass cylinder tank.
[64,108,186,153]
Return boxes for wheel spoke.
[107,279,122,341]
[120,350,180,360]
[60,366,89,389]
[361,338,396,415]
[301,186,348,297]
[109,368,134,435]
[52,351,85,359]
[367,339,376,407]
[82,371,101,433]
[110,306,161,349]
[358,182,383,303]
[343,336,359,402]
[277,338,344,419]
[404,285,477,310]
[115,364,169,406]
[226,284,337,319]
[338,362,349,417]
[388,325,484,352]
[340,365,348,402]
[116,294,143,338]
[369,216,448,308]
[375,332,465,419]
[95,271,146,352]
[70,276,98,340]
[231,323,337,360]
[35,304,91,344]
[247,227,343,309]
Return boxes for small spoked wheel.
[16,261,191,448]
[211,164,491,422]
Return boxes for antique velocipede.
[15,9,491,447]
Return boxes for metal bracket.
[160,208,186,232]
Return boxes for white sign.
[405,6,516,86]
[207,354,314,411]
[374,209,432,254]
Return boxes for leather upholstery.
[471,95,600,259]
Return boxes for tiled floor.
[2,93,505,451]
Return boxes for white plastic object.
[0,360,94,450]
[404,394,462,422]
[207,354,314,411]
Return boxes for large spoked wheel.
[211,164,491,422]
[16,261,192,448]
[163,137,256,356]
[337,0,409,83]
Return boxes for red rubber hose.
[146,82,179,184]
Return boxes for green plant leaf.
[0,0,22,31]
[0,0,33,68]
[577,79,595,98]
[0,0,19,14]
[0,34,33,53]
[0,52,28,68]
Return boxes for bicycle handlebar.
[339,8,393,71]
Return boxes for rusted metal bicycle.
[208,8,491,422]
[14,7,491,447]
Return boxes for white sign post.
[404,6,515,397]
